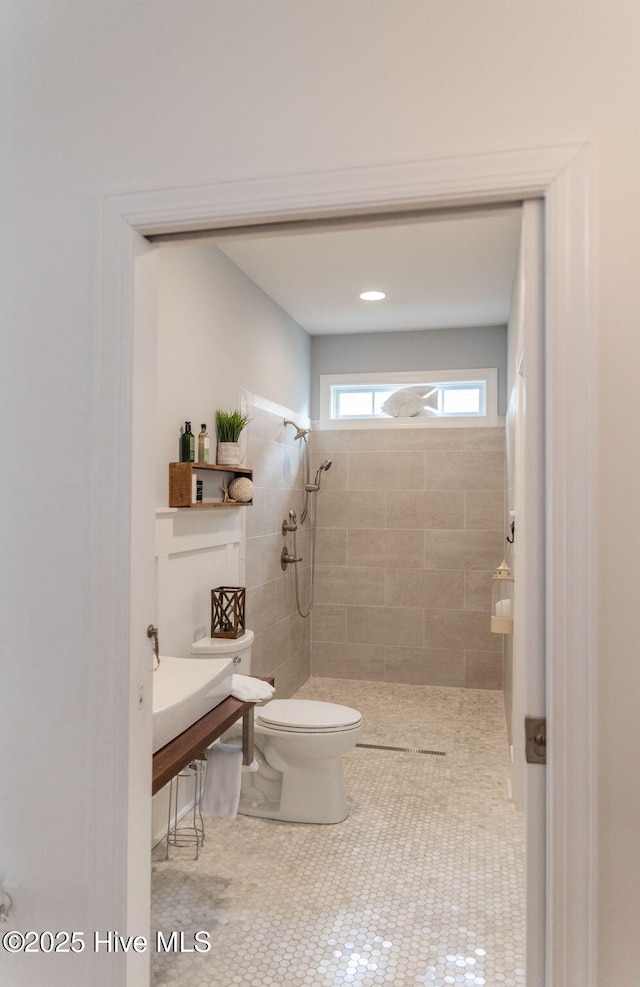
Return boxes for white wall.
[155,237,312,667]
[3,3,640,984]
[156,242,310,505]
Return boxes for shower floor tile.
[151,678,524,987]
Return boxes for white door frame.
[94,145,595,986]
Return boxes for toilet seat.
[257,699,362,733]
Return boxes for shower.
[283,418,311,441]
[306,459,332,492]
[282,419,331,618]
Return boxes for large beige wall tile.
[249,631,269,677]
[464,651,503,690]
[424,529,504,570]
[464,571,493,612]
[246,580,277,635]
[384,428,466,451]
[262,614,294,669]
[317,490,386,528]
[273,645,311,697]
[384,646,465,687]
[424,450,504,490]
[246,434,288,489]
[246,486,279,538]
[315,565,385,606]
[311,604,347,643]
[244,406,312,696]
[348,451,425,491]
[386,490,464,530]
[464,426,506,450]
[276,572,299,622]
[290,611,310,654]
[311,429,386,454]
[245,532,284,587]
[314,528,348,565]
[424,609,501,653]
[464,489,505,530]
[385,569,464,609]
[311,641,385,680]
[309,451,348,491]
[308,423,505,692]
[348,528,425,569]
[347,605,423,647]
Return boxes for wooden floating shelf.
[152,677,274,795]
[152,695,254,795]
[168,461,253,509]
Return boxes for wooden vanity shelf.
[169,461,253,509]
[152,695,255,795]
[152,676,275,795]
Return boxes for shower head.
[284,418,311,441]
[306,459,332,491]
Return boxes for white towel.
[230,674,275,703]
[202,742,242,818]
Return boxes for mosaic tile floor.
[151,678,524,986]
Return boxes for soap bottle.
[198,424,210,463]
[180,421,195,462]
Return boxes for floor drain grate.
[356,742,446,757]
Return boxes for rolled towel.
[202,742,242,818]
[230,674,275,703]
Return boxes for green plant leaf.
[215,408,252,442]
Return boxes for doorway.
[96,146,595,987]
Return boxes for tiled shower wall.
[310,426,506,689]
[243,403,311,696]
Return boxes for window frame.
[318,368,499,429]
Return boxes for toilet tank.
[190,629,254,675]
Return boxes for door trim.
[95,144,595,986]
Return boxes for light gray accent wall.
[310,325,508,418]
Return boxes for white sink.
[152,656,233,753]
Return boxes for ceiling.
[207,206,522,336]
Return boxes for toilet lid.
[257,699,362,731]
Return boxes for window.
[319,369,498,428]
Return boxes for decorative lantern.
[211,586,246,639]
[491,561,514,634]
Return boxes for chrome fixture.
[305,459,332,492]
[281,547,303,570]
[147,624,160,670]
[283,418,311,441]
[282,420,331,618]
[282,509,298,535]
[284,418,313,522]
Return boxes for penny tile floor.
[151,678,524,986]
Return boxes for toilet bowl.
[190,632,362,824]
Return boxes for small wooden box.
[211,586,246,639]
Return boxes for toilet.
[190,630,362,823]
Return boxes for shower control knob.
[281,547,303,570]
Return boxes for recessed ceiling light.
[359,290,386,301]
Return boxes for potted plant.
[215,408,251,465]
